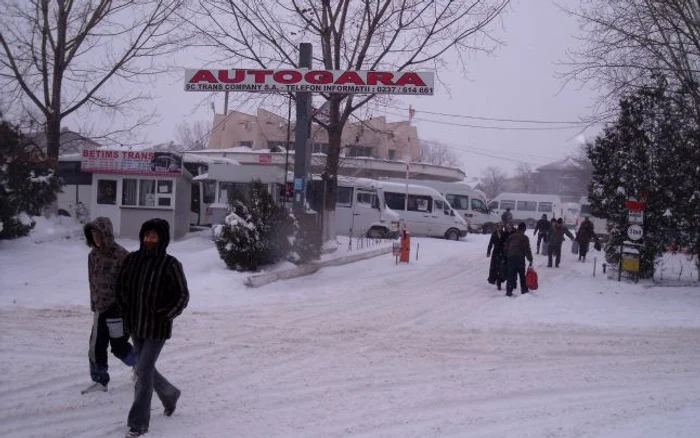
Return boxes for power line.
[384,104,592,126]
[382,109,586,131]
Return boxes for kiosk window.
[97,180,117,205]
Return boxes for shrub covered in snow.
[0,121,61,240]
[214,180,296,271]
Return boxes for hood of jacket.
[139,218,171,254]
[84,217,116,249]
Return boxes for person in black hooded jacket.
[117,219,189,438]
[486,223,507,290]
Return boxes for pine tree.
[587,77,700,278]
[214,180,295,271]
[0,121,61,240]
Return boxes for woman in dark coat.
[487,223,509,290]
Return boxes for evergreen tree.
[587,78,700,277]
[0,121,61,240]
[214,180,296,271]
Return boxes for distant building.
[207,108,421,161]
[533,157,582,202]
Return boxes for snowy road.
[1,234,700,437]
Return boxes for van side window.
[471,198,488,214]
[538,202,553,213]
[357,191,377,206]
[336,186,353,206]
[446,194,469,210]
[488,201,499,210]
[409,195,432,212]
[500,200,515,210]
[517,201,537,211]
[384,192,432,212]
[384,192,405,210]
[435,200,450,215]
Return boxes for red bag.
[525,266,538,291]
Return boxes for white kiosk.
[81,149,192,240]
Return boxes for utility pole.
[284,94,292,205]
[293,43,312,212]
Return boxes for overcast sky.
[65,0,600,182]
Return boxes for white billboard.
[184,68,434,95]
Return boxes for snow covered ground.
[1,222,700,438]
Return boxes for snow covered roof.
[182,153,240,166]
[537,156,578,172]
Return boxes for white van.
[333,177,401,238]
[564,202,581,229]
[380,178,495,233]
[488,193,564,228]
[377,181,469,240]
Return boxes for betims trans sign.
[184,69,434,95]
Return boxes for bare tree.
[561,0,700,122]
[187,0,511,233]
[513,162,536,193]
[478,166,508,200]
[175,120,211,151]
[416,139,462,168]
[0,0,186,163]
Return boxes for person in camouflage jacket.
[83,217,135,393]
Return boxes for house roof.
[537,156,577,172]
[28,128,102,154]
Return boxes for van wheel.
[481,223,495,234]
[445,228,460,241]
[367,227,388,239]
[58,209,71,217]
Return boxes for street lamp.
[283,93,292,205]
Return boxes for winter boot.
[81,382,107,394]
[125,428,147,437]
[164,389,181,417]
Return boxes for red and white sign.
[258,154,272,164]
[184,68,434,95]
[81,149,183,176]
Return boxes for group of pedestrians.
[83,217,189,438]
[487,209,601,296]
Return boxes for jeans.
[548,245,562,267]
[88,309,135,385]
[507,255,527,294]
[128,337,180,432]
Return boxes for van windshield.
[580,204,591,216]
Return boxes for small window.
[158,197,172,207]
[157,180,173,194]
[500,200,515,210]
[336,186,353,206]
[538,202,553,213]
[139,180,156,207]
[408,195,432,213]
[122,179,138,206]
[517,201,537,211]
[203,181,216,204]
[357,191,377,206]
[97,180,117,205]
[446,194,469,210]
[384,192,406,210]
[388,150,396,160]
[488,201,499,210]
[471,198,488,214]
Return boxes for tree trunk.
[45,113,61,162]
[323,125,342,240]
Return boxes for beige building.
[207,108,421,161]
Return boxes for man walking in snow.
[533,214,551,255]
[118,219,189,438]
[83,217,136,394]
[501,207,513,227]
[504,222,534,296]
[547,218,575,268]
